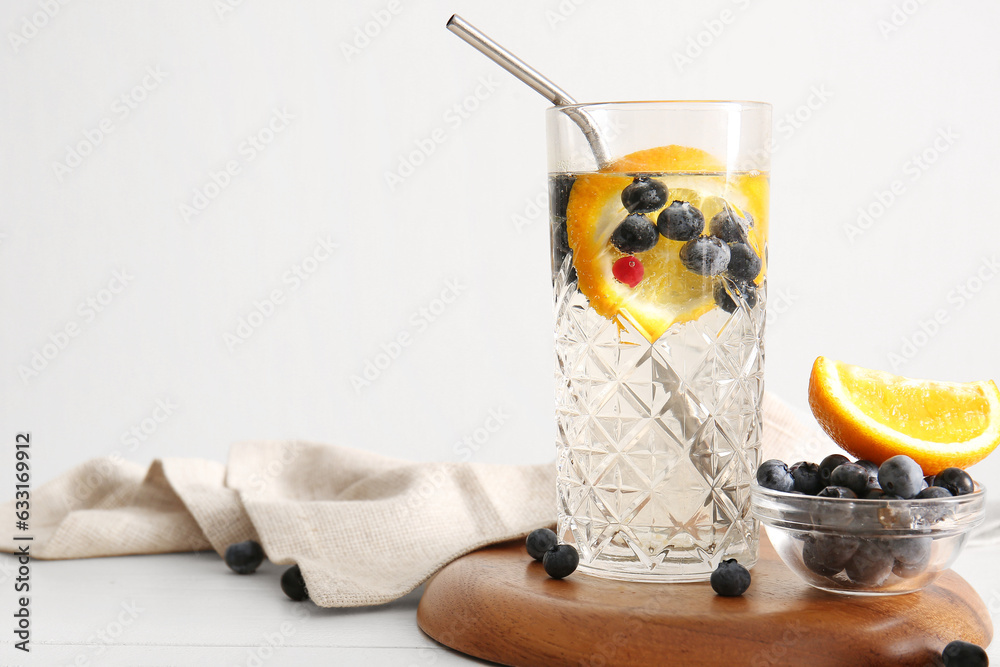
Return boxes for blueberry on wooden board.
[711,559,751,596]
[525,528,558,562]
[942,640,989,667]
[542,544,579,579]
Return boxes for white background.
[3,0,1000,522]
[2,1,1000,664]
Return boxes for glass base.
[576,560,757,584]
[563,521,759,583]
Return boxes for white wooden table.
[0,539,996,666]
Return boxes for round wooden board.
[417,535,992,667]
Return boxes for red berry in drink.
[613,255,644,288]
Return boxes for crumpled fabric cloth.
[0,392,852,607]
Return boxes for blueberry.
[542,544,579,579]
[890,536,932,578]
[890,537,931,564]
[224,540,265,575]
[610,213,659,253]
[789,462,823,495]
[621,176,668,213]
[878,455,925,499]
[855,460,880,484]
[280,565,308,601]
[845,539,894,586]
[709,208,749,244]
[830,463,871,497]
[935,467,975,496]
[802,534,859,577]
[713,280,758,314]
[680,236,730,276]
[710,559,751,597]
[816,486,857,499]
[942,640,989,667]
[550,176,577,282]
[549,174,575,220]
[551,215,574,282]
[657,201,704,241]
[924,474,937,488]
[818,454,850,485]
[756,459,795,493]
[916,486,952,500]
[525,528,558,561]
[725,243,761,283]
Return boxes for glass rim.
[548,100,771,112]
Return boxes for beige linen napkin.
[0,392,829,607]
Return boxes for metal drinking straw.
[446,14,613,170]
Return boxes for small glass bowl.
[751,482,986,595]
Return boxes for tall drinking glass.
[548,102,771,582]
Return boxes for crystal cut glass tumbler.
[548,101,771,582]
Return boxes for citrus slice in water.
[808,356,1000,474]
[565,145,767,342]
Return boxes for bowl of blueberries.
[750,452,986,595]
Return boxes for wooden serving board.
[417,535,992,666]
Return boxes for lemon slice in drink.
[566,145,768,342]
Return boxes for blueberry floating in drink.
[610,213,659,254]
[725,242,761,283]
[714,279,757,313]
[657,201,704,241]
[709,207,750,244]
[679,236,730,276]
[621,176,668,213]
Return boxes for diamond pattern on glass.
[555,264,764,580]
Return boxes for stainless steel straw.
[446,14,612,170]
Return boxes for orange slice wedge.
[808,356,1000,474]
[566,145,768,342]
